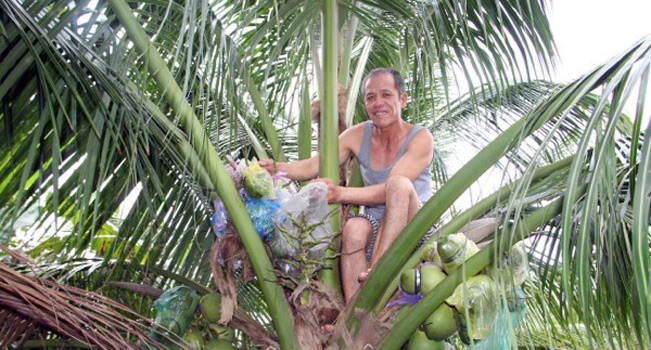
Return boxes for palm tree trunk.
[107,1,299,348]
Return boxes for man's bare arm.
[323,128,434,205]
[259,123,363,181]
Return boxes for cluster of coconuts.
[403,232,512,349]
[184,293,235,350]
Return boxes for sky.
[549,0,651,124]
[447,1,651,208]
[549,0,651,84]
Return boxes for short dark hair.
[362,67,406,96]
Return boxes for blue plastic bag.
[245,197,281,239]
[473,288,526,350]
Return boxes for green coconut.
[419,264,447,295]
[400,268,420,295]
[408,330,446,350]
[423,304,458,341]
[437,233,479,273]
[242,161,274,199]
[204,339,234,350]
[421,242,443,265]
[208,324,235,340]
[200,293,222,323]
[185,329,205,350]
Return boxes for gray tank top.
[358,121,433,220]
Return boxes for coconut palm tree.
[0,0,649,349]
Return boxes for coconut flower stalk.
[107,1,300,349]
[319,0,342,292]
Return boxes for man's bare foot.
[357,268,372,283]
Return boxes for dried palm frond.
[0,245,173,350]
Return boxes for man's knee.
[342,218,372,251]
[385,175,416,195]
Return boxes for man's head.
[362,67,406,96]
[362,68,407,129]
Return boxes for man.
[260,68,434,304]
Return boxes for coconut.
[408,330,446,350]
[209,323,235,340]
[421,242,443,265]
[422,304,457,341]
[419,264,447,295]
[204,339,234,350]
[400,268,420,295]
[437,233,479,273]
[185,329,205,350]
[200,293,222,323]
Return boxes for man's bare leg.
[340,217,373,304]
[366,176,421,275]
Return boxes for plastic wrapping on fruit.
[437,232,479,273]
[487,242,528,292]
[446,275,498,340]
[149,286,199,346]
[242,161,274,199]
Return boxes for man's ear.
[400,92,408,108]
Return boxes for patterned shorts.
[349,207,437,263]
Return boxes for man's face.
[363,73,407,129]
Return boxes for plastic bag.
[472,288,526,350]
[446,275,497,341]
[437,232,479,273]
[150,286,199,347]
[225,156,243,187]
[245,198,282,239]
[269,183,332,276]
[212,199,229,236]
[242,161,274,199]
[487,242,528,292]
